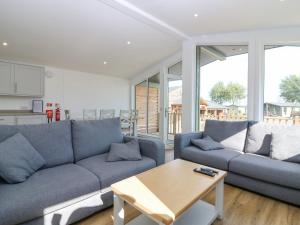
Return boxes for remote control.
[193,168,216,177]
[201,167,219,174]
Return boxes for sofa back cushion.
[271,126,300,163]
[0,121,73,168]
[204,120,248,152]
[72,118,123,161]
[245,122,284,156]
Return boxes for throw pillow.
[106,139,142,162]
[271,129,300,163]
[0,133,46,184]
[191,135,224,151]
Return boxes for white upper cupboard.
[0,62,13,95]
[0,61,44,97]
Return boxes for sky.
[167,46,300,107]
[200,46,300,105]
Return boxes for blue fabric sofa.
[175,120,300,206]
[0,118,165,225]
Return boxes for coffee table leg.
[114,194,125,225]
[215,178,224,219]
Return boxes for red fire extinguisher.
[46,103,53,123]
[55,103,61,122]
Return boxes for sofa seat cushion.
[181,146,242,170]
[0,164,100,225]
[229,154,300,190]
[76,153,156,188]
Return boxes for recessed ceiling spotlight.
[2,42,8,46]
[239,48,243,51]
[279,0,285,2]
[103,61,107,65]
[127,41,131,45]
[194,13,199,18]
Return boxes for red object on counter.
[55,103,61,121]
[46,103,53,123]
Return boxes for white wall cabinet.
[0,60,44,97]
[15,116,47,125]
[0,115,47,125]
[0,116,16,125]
[0,62,13,95]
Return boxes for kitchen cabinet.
[0,115,47,125]
[14,64,44,96]
[15,115,47,125]
[0,60,45,97]
[0,116,16,125]
[0,61,13,95]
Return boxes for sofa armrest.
[123,136,165,166]
[174,132,203,159]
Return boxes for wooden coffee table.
[111,159,227,225]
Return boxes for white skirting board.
[127,201,218,225]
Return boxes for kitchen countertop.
[0,110,46,116]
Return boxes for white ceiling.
[0,0,299,79]
[127,0,300,35]
[0,0,181,78]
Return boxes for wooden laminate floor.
[76,149,300,225]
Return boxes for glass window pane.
[196,45,248,131]
[135,80,147,134]
[148,74,160,136]
[168,78,182,140]
[168,61,182,75]
[264,46,300,125]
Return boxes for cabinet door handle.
[0,119,4,121]
[14,82,18,93]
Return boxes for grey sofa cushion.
[77,153,156,188]
[271,126,300,163]
[72,118,123,161]
[204,120,248,152]
[0,164,100,225]
[181,146,242,170]
[0,121,73,168]
[245,122,282,156]
[0,133,45,184]
[229,154,300,190]
[226,173,300,206]
[107,139,142,162]
[191,135,224,151]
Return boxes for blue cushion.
[181,146,241,170]
[0,133,45,184]
[204,120,248,152]
[229,154,300,190]
[0,164,100,225]
[77,153,156,188]
[191,135,224,151]
[0,121,74,168]
[107,139,142,162]
[72,118,123,161]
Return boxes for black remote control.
[193,168,215,177]
[201,167,219,174]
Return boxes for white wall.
[0,66,130,119]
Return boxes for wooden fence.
[167,113,300,135]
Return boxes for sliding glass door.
[165,74,182,142]
[135,74,160,137]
